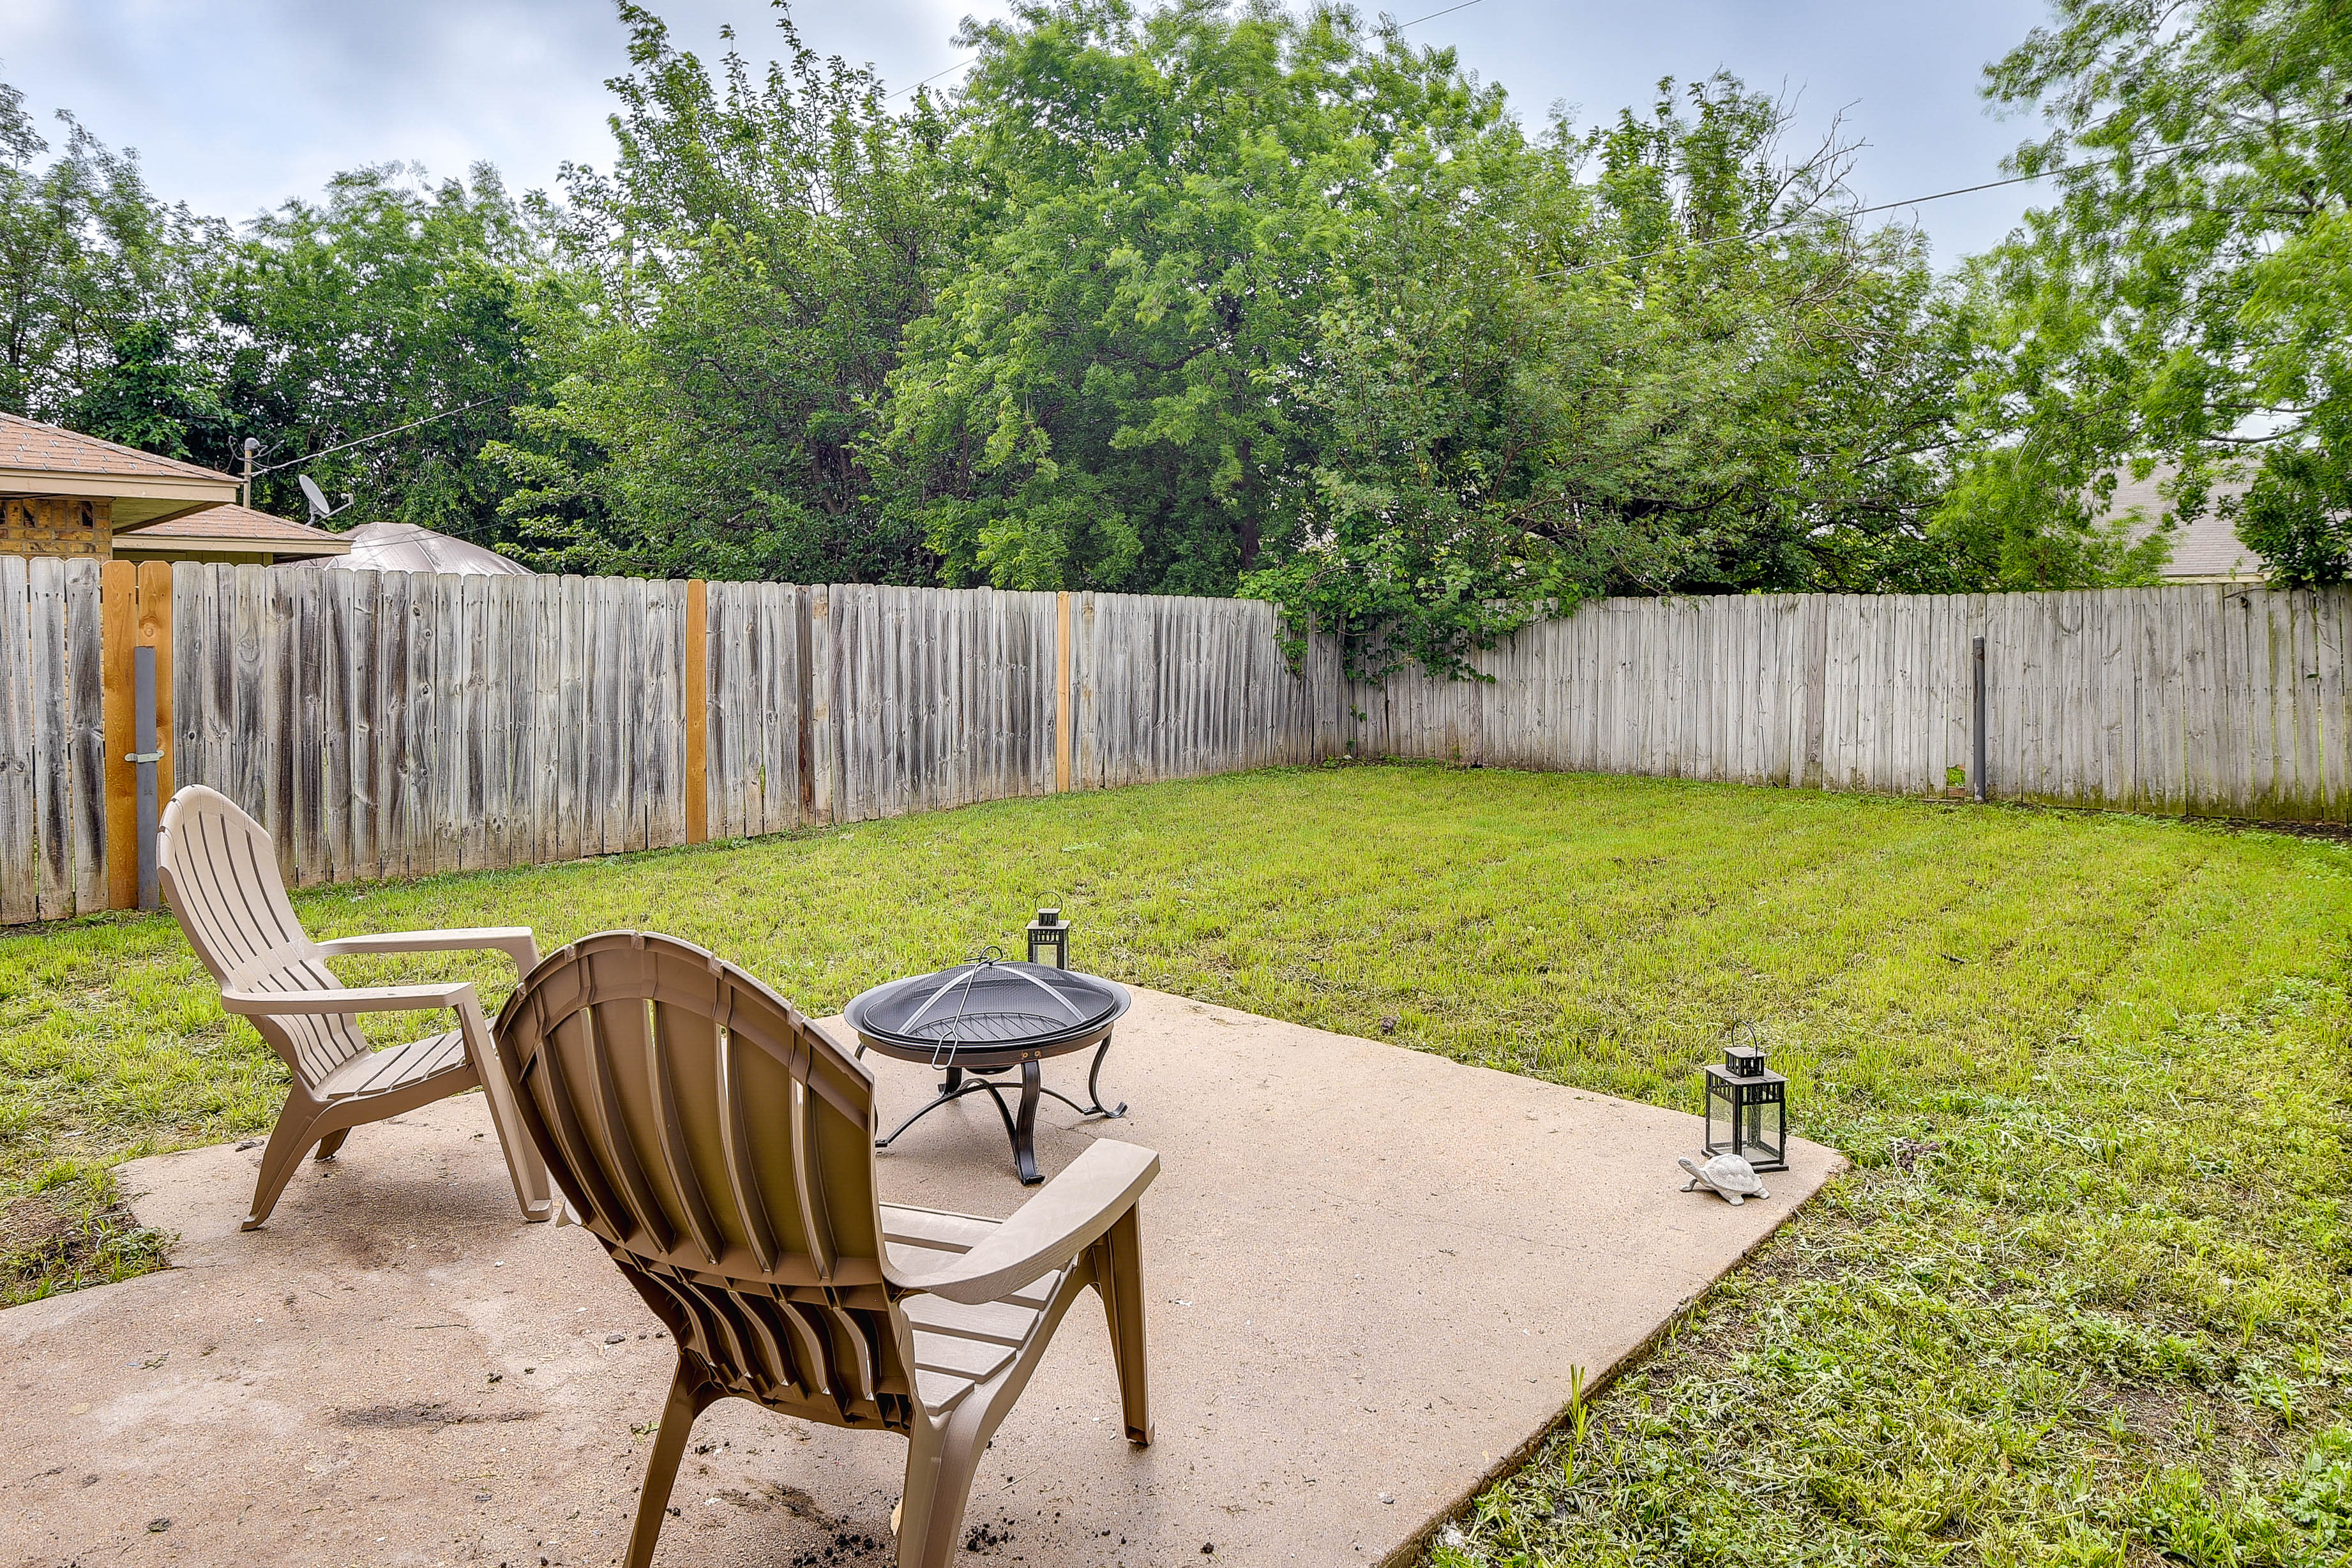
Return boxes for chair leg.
[895,1407,993,1568]
[243,1097,324,1231]
[313,1128,349,1161]
[455,1000,557,1223]
[1092,1205,1154,1445]
[625,1363,712,1568]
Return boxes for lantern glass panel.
[1739,1087,1786,1168]
[1706,1076,1735,1155]
[1701,1065,1790,1172]
[1026,909,1069,969]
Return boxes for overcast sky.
[1,0,2057,266]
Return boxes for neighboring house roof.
[0,412,237,529]
[109,504,352,561]
[2102,464,2268,584]
[313,520,531,576]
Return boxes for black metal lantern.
[1025,907,1070,969]
[1703,1038,1788,1172]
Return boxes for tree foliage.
[12,0,2332,667]
[207,165,552,538]
[1251,74,1982,675]
[490,4,951,581]
[1959,0,2352,584]
[0,83,217,426]
[874,2,1454,598]
[865,6,1988,672]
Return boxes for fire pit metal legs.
[871,1035,1126,1184]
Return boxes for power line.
[889,57,974,102]
[889,0,1489,102]
[250,396,499,478]
[1537,105,2352,282]
[1391,0,1488,27]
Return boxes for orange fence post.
[685,579,707,845]
[102,561,176,908]
[100,561,137,909]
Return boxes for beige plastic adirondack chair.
[492,930,1159,1568]
[157,785,555,1230]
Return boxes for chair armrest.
[220,981,480,1018]
[313,928,539,976]
[896,1140,1159,1306]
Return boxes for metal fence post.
[130,644,162,908]
[1971,635,1987,804]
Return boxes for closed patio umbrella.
[314,520,532,576]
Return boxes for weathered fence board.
[4,571,2349,926]
[0,555,109,923]
[1356,586,2352,821]
[1069,591,1333,788]
[0,556,36,924]
[28,558,71,919]
[66,559,105,912]
[815,584,1060,826]
[155,566,697,887]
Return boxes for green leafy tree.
[0,82,218,425]
[1957,0,2352,579]
[2236,445,2352,584]
[491,3,950,581]
[206,163,552,541]
[1249,74,1979,675]
[875,1,1481,596]
[64,319,232,459]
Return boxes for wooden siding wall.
[1354,587,2352,819]
[3,573,2347,925]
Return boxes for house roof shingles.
[2104,464,2267,582]
[109,504,350,559]
[0,412,234,484]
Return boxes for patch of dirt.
[331,1402,540,1429]
[1887,1137,1943,1173]
[776,1523,893,1564]
[1,1193,84,1258]
[963,1515,1020,1552]
[0,1194,167,1303]
[716,1481,838,1525]
[2083,1378,2192,1447]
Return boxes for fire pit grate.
[844,953,1131,1184]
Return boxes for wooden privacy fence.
[1357,587,2352,819]
[1,563,2346,926]
[0,562,1338,923]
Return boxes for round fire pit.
[844,956,1131,1184]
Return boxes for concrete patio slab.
[1,988,1839,1567]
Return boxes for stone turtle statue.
[1678,1153,1768,1205]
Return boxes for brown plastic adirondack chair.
[492,931,1159,1568]
[157,785,556,1230]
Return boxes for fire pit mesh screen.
[845,958,1126,1055]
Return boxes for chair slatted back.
[494,931,914,1433]
[158,786,368,1088]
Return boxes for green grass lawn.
[3,762,2348,1564]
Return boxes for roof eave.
[110,534,352,559]
[0,471,239,513]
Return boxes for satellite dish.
[297,474,353,524]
